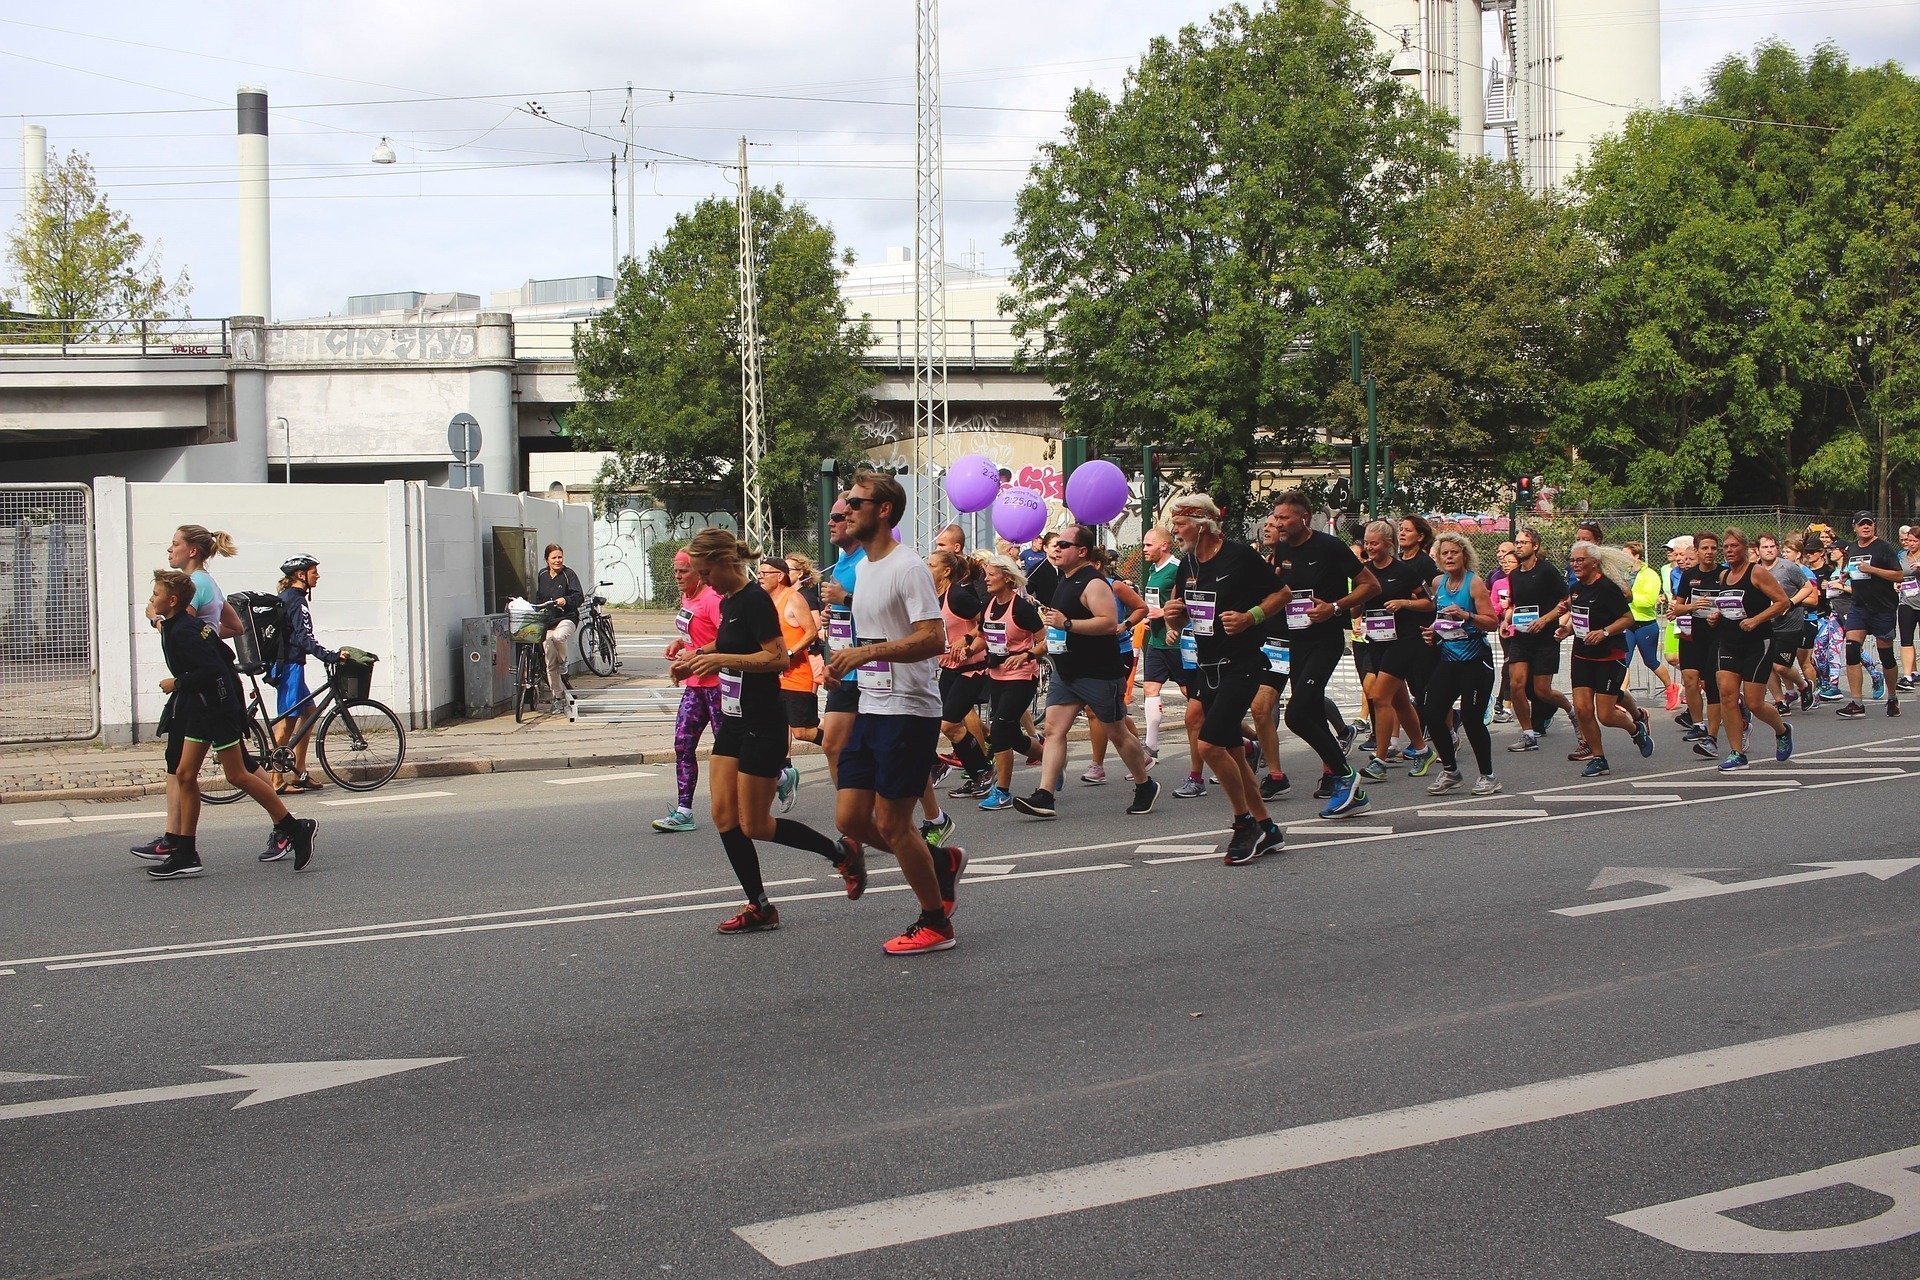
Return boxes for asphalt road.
[4,704,1919,1278]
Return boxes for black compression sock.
[771,818,839,862]
[955,735,991,775]
[176,835,197,854]
[718,828,765,902]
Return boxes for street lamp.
[275,416,291,483]
[372,138,397,165]
[1390,27,1421,77]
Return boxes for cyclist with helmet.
[270,554,339,793]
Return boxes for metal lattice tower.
[913,0,950,549]
[736,136,770,550]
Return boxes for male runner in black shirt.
[1837,511,1903,719]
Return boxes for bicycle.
[577,581,621,677]
[513,628,555,723]
[200,651,407,802]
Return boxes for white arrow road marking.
[319,790,454,807]
[0,1058,458,1123]
[0,1072,77,1086]
[1554,859,1920,917]
[733,1008,1920,1267]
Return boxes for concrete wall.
[93,479,589,741]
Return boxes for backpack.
[227,590,286,671]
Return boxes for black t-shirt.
[1505,559,1568,621]
[1676,565,1722,644]
[1567,575,1629,661]
[1051,565,1124,681]
[715,581,783,727]
[1369,551,1437,642]
[1026,562,1059,609]
[1269,530,1363,647]
[1171,539,1285,664]
[1844,538,1901,612]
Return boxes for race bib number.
[826,611,853,648]
[675,608,693,639]
[1263,640,1290,675]
[1510,606,1539,633]
[719,671,742,718]
[1676,615,1694,638]
[854,636,892,692]
[1186,591,1217,637]
[1364,610,1395,643]
[1716,592,1745,621]
[1850,556,1870,581]
[1045,625,1069,651]
[984,622,1009,656]
[1433,616,1465,639]
[1900,578,1920,600]
[1179,630,1198,670]
[1692,589,1718,620]
[1144,588,1161,612]
[1824,578,1842,596]
[1570,606,1590,635]
[1286,593,1314,631]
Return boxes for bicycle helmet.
[279,554,319,576]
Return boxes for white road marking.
[318,790,455,807]
[970,829,1223,866]
[1637,779,1800,788]
[545,771,658,785]
[1134,844,1219,854]
[1283,824,1392,836]
[0,878,818,970]
[1553,859,1920,917]
[1531,794,1683,803]
[1773,766,1904,775]
[14,812,166,827]
[0,1059,458,1123]
[870,863,1015,878]
[1143,852,1222,865]
[0,1071,75,1086]
[732,1006,1920,1267]
[1417,808,1548,819]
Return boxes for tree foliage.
[5,150,189,336]
[569,187,872,527]
[1004,0,1454,512]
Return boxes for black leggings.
[1425,654,1496,777]
[987,678,1037,755]
[1284,641,1349,774]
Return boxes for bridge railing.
[512,316,1024,368]
[0,316,230,357]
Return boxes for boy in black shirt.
[145,569,315,879]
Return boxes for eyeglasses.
[843,496,877,510]
[828,513,848,523]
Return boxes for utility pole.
[609,153,618,277]
[623,83,635,264]
[913,0,949,549]
[736,137,770,551]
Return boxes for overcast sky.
[3,1,1915,322]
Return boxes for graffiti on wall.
[590,501,739,605]
[265,327,479,363]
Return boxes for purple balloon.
[1064,459,1130,526]
[944,454,1001,514]
[992,487,1048,544]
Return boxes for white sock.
[1145,696,1162,751]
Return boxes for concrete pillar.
[93,476,136,744]
[178,315,269,482]
[237,88,271,320]
[470,312,518,493]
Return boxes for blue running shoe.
[978,786,1012,811]
[1580,756,1611,778]
[1358,755,1389,781]
[1634,723,1656,759]
[1719,751,1750,772]
[1871,667,1887,700]
[1319,771,1370,819]
[1775,725,1793,762]
[1404,746,1436,777]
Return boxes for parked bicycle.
[578,580,621,677]
[200,650,406,802]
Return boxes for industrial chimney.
[237,87,271,319]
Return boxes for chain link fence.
[0,485,98,743]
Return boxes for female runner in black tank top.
[1711,527,1793,768]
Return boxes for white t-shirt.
[850,544,943,718]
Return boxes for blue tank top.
[1111,579,1133,655]
[1434,571,1488,661]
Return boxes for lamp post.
[275,416,291,483]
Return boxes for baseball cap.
[1664,535,1692,551]
[1854,510,1877,526]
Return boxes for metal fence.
[0,485,98,743]
[0,316,230,357]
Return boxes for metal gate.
[0,484,98,743]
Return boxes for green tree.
[1328,161,1590,510]
[1004,0,1454,513]
[569,187,872,527]
[5,150,188,337]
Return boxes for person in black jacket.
[271,555,340,793]
[534,543,584,714]
[144,570,315,879]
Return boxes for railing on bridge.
[0,316,230,358]
[512,316,1023,368]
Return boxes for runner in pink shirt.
[654,550,726,833]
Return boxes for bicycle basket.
[331,652,377,702]
[507,598,549,644]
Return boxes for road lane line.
[969,829,1224,865]
[0,878,819,969]
[1774,766,1904,775]
[1134,844,1218,854]
[318,790,454,807]
[733,1007,1920,1267]
[14,812,166,827]
[1637,779,1800,788]
[545,771,658,785]
[1532,794,1682,803]
[1282,824,1392,835]
[1417,808,1547,819]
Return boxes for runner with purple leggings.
[654,550,725,833]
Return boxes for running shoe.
[1244,739,1264,775]
[1356,733,1377,754]
[1471,775,1503,797]
[1567,743,1596,762]
[1491,707,1515,725]
[1775,725,1794,762]
[718,901,780,934]
[1318,771,1370,819]
[1633,723,1656,759]
[1026,738,1045,766]
[1536,706,1559,735]
[1836,701,1867,719]
[1255,821,1286,858]
[146,849,203,880]
[1671,711,1695,729]
[131,835,175,863]
[1507,731,1540,753]
[1337,723,1361,753]
[936,750,964,772]
[1145,745,1160,763]
[1426,769,1464,795]
[1222,816,1261,865]
[1772,700,1794,719]
[1901,674,1916,693]
[1816,684,1843,701]
[949,772,993,799]
[1691,736,1720,758]
[1358,756,1389,781]
[776,765,800,813]
[1079,765,1108,786]
[1405,747,1436,777]
[929,760,955,789]
[1012,788,1057,818]
[651,809,697,833]
[1801,684,1819,712]
[832,838,868,899]
[940,845,967,917]
[882,913,957,955]
[1718,751,1750,772]
[1682,724,1709,743]
[1313,772,1337,800]
[1380,746,1406,763]
[1125,777,1161,816]
[1259,772,1291,800]
[1890,695,1902,718]
[1580,756,1611,778]
[259,830,290,863]
[1665,684,1682,711]
[920,812,956,849]
[1871,668,1887,700]
[1174,776,1207,799]
[978,787,1012,811]
[282,817,317,872]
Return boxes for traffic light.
[1517,475,1535,508]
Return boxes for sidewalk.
[0,611,692,804]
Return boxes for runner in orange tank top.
[757,558,820,812]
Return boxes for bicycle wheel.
[514,646,533,723]
[316,700,406,792]
[581,617,617,676]
[198,719,273,804]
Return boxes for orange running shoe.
[882,914,956,955]
[833,838,868,901]
[717,902,780,934]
